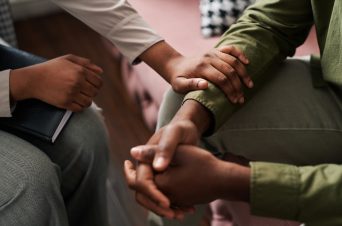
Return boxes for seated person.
[125,0,342,225]
[0,0,256,225]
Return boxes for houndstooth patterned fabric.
[0,0,17,47]
[200,0,254,38]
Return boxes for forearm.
[138,41,183,83]
[217,161,251,202]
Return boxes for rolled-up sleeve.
[250,162,342,225]
[0,70,12,117]
[51,0,163,64]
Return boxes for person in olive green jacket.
[124,0,342,225]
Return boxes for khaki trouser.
[150,57,342,226]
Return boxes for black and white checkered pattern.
[200,0,254,38]
[0,0,17,47]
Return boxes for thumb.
[172,77,208,93]
[130,145,156,163]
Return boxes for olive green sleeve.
[184,0,313,134]
[250,162,342,225]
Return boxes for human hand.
[124,100,211,219]
[134,119,200,172]
[126,145,251,208]
[127,145,222,207]
[124,161,194,219]
[10,54,103,112]
[123,120,199,219]
[167,46,253,104]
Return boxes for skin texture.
[139,41,253,104]
[123,100,219,219]
[125,144,251,219]
[9,42,251,114]
[10,54,103,112]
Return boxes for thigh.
[0,130,67,226]
[29,107,108,168]
[206,58,342,165]
[27,107,109,201]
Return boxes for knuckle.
[217,75,228,84]
[188,79,197,89]
[64,54,74,60]
[230,58,239,67]
[85,99,92,107]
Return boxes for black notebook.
[0,45,72,143]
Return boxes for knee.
[56,107,109,174]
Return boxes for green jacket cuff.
[183,82,236,135]
[250,162,300,220]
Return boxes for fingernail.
[131,147,141,155]
[198,80,207,88]
[239,97,245,104]
[154,158,164,169]
[248,80,254,88]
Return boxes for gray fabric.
[0,107,109,226]
[153,57,342,225]
[0,0,17,47]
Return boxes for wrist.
[216,161,251,202]
[172,99,213,135]
[9,67,36,101]
[139,41,183,82]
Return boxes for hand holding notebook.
[0,45,103,143]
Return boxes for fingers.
[124,161,170,208]
[85,69,103,88]
[124,161,175,218]
[131,145,157,163]
[64,54,103,74]
[124,161,188,220]
[135,163,170,208]
[218,45,249,65]
[80,81,99,97]
[209,59,243,103]
[172,77,208,93]
[74,93,92,108]
[152,124,183,171]
[216,50,253,89]
[135,193,175,219]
